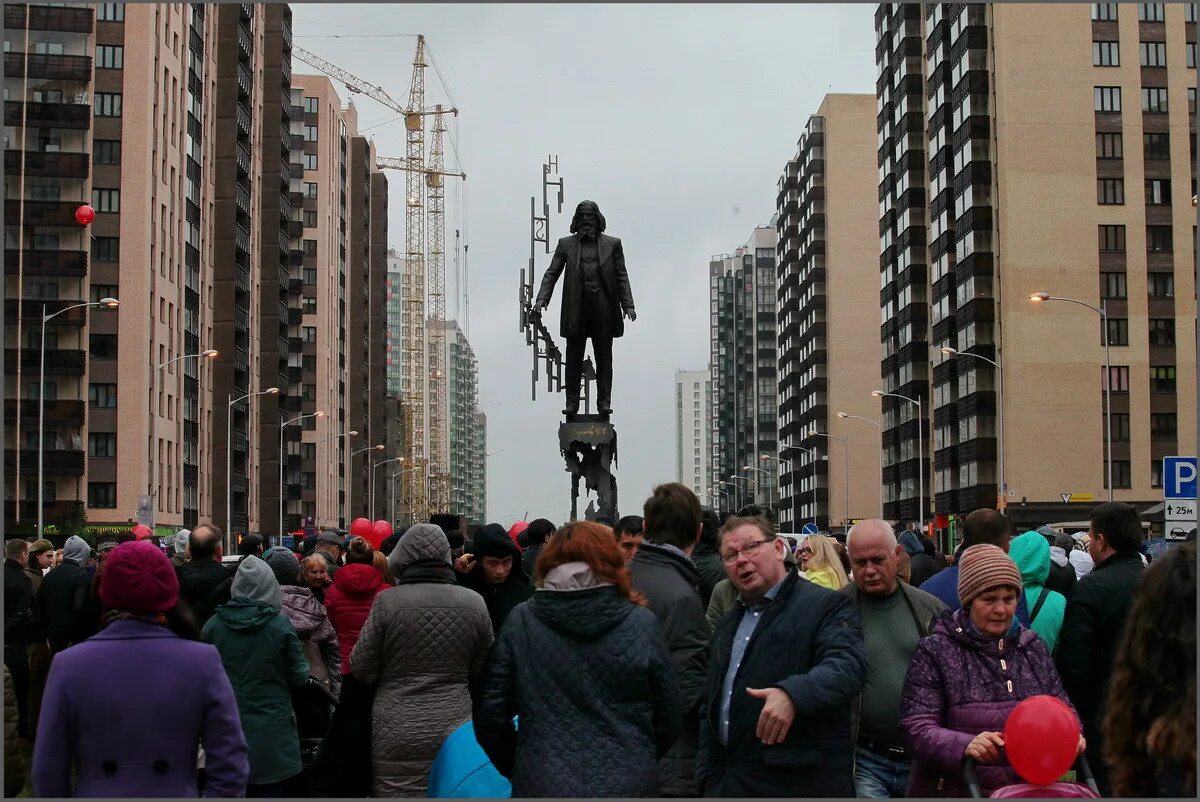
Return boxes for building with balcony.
[775,95,882,532]
[434,320,485,524]
[708,227,777,516]
[674,369,710,502]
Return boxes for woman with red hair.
[473,521,681,797]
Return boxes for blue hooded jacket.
[427,720,511,798]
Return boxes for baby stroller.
[964,754,1101,798]
[294,677,338,795]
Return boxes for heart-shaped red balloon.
[1004,695,1080,785]
[370,520,392,550]
[350,517,373,540]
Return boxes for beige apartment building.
[875,2,1196,537]
[775,95,883,530]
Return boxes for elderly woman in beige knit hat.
[898,544,1084,797]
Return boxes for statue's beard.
[579,225,597,240]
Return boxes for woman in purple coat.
[900,544,1083,797]
[32,541,249,797]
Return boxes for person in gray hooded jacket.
[350,523,493,797]
[34,535,93,654]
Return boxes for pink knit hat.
[957,543,1023,607]
[99,541,180,613]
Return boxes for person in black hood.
[1037,524,1078,598]
[175,524,234,627]
[454,523,533,634]
[518,518,556,579]
[898,530,944,588]
[692,508,724,608]
[35,535,93,655]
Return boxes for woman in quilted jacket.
[900,544,1083,797]
[324,537,388,678]
[473,521,682,797]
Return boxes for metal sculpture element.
[519,156,565,400]
[560,419,618,522]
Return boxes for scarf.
[103,609,168,628]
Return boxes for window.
[304,125,318,142]
[1189,3,1199,22]
[91,188,120,213]
[1099,224,1126,251]
[304,96,318,114]
[1145,178,1171,204]
[1098,178,1125,204]
[1104,365,1130,392]
[91,237,119,262]
[1150,366,1176,393]
[1100,272,1127,299]
[1191,88,1197,115]
[304,182,317,198]
[88,482,117,508]
[302,326,316,343]
[1092,2,1118,20]
[88,333,117,359]
[1139,41,1166,67]
[1104,461,1132,490]
[1146,225,1173,251]
[303,210,317,227]
[1105,317,1129,346]
[93,139,121,164]
[303,268,317,285]
[89,383,117,408]
[1188,42,1197,69]
[301,296,316,314]
[98,3,124,21]
[303,239,317,257]
[1143,132,1170,160]
[94,92,121,117]
[88,433,117,457]
[96,45,123,69]
[1095,132,1123,159]
[1111,413,1131,441]
[1138,2,1164,21]
[1094,41,1120,66]
[1151,413,1177,439]
[1151,461,1163,488]
[1147,272,1175,297]
[302,384,316,402]
[303,153,317,170]
[90,285,118,304]
[1148,318,1175,346]
[1094,86,1121,111]
[1141,87,1168,113]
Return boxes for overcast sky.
[291,4,878,526]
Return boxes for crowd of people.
[2,488,1194,798]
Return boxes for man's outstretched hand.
[624,308,637,322]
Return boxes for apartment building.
[469,410,486,524]
[709,227,778,515]
[674,369,710,503]
[875,2,1196,534]
[438,320,485,524]
[775,95,882,531]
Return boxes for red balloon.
[370,520,392,550]
[350,517,373,540]
[132,524,154,541]
[74,204,95,226]
[1004,695,1080,785]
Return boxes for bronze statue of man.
[536,200,636,416]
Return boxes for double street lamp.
[321,429,359,528]
[151,348,219,524]
[837,412,884,516]
[872,389,924,532]
[37,298,118,537]
[1030,292,1113,501]
[742,464,776,509]
[279,410,325,537]
[371,456,404,519]
[227,386,279,538]
[941,346,1007,510]
[349,443,385,523]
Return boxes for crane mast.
[426,106,451,513]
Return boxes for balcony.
[237,24,252,61]
[236,61,252,100]
[235,184,251,215]
[4,500,85,526]
[290,134,305,151]
[5,149,89,179]
[4,249,87,277]
[235,142,250,176]
[234,345,250,374]
[5,348,87,376]
[6,448,85,477]
[5,298,89,326]
[5,52,92,82]
[6,199,82,227]
[4,100,91,130]
[234,263,251,294]
[5,3,94,32]
[235,104,251,138]
[5,398,85,426]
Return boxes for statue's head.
[569,200,606,239]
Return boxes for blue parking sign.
[1163,456,1197,499]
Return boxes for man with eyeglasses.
[696,515,866,798]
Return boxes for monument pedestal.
[559,416,617,521]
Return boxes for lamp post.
[777,444,821,531]
[808,430,849,529]
[392,463,422,526]
[872,389,924,531]
[320,429,358,528]
[1030,292,1113,501]
[715,479,741,511]
[279,410,325,538]
[837,412,884,516]
[941,347,1006,511]
[742,464,775,509]
[37,298,118,537]
[729,474,751,511]
[371,456,404,519]
[349,443,385,524]
[151,348,218,527]
[227,386,279,538]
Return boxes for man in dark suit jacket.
[535,200,636,416]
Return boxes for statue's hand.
[625,308,637,322]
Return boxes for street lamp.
[371,456,404,519]
[37,297,118,537]
[778,444,821,531]
[321,429,359,528]
[1030,292,1114,501]
[349,443,384,524]
[392,463,423,526]
[227,386,279,537]
[838,412,884,516]
[872,389,924,531]
[941,346,1007,511]
[151,348,218,524]
[807,430,849,529]
[742,464,775,509]
[279,410,325,537]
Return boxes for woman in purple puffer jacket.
[900,544,1083,797]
